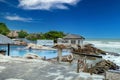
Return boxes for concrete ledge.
[106,70,120,80]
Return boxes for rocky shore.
[71,44,106,55]
[87,60,119,74]
[70,44,120,75]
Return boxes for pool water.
[0,45,70,59]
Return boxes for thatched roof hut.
[53,44,67,49]
[0,34,14,44]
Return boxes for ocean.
[84,38,120,66]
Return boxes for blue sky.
[0,0,120,38]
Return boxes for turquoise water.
[0,45,70,59]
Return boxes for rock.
[62,57,73,63]
[24,53,42,59]
[87,60,119,74]
[0,50,6,55]
[72,44,106,55]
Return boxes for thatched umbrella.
[0,34,14,56]
[53,44,67,63]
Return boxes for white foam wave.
[102,54,120,66]
[84,40,120,53]
[85,41,120,48]
[85,39,120,66]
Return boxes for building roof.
[0,34,14,44]
[63,34,85,39]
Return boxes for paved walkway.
[0,60,104,80]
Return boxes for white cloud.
[18,0,80,10]
[4,15,32,22]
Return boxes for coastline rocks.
[72,44,106,55]
[87,60,119,74]
[61,54,73,63]
[14,39,27,46]
[24,53,42,59]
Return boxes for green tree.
[0,23,10,35]
[26,34,39,41]
[18,30,28,38]
[44,31,65,43]
[26,31,65,42]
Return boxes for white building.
[37,40,54,46]
[57,34,85,48]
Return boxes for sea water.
[85,38,120,53]
[84,38,120,66]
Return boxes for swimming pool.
[0,45,70,59]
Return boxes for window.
[78,40,80,44]
[71,40,76,44]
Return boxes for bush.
[0,23,10,35]
[18,30,28,38]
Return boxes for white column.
[76,40,78,45]
[68,40,71,44]
[58,49,62,63]
[80,40,83,48]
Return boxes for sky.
[0,0,120,38]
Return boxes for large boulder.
[72,44,106,55]
[0,50,6,55]
[87,60,119,74]
[24,53,42,59]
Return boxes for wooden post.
[90,64,93,75]
[83,63,87,72]
[104,71,106,80]
[83,56,86,72]
[8,43,10,56]
[57,56,59,62]
[77,59,80,73]
[85,63,88,72]
[84,56,87,64]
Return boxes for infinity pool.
[0,45,70,59]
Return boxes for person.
[29,47,32,51]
